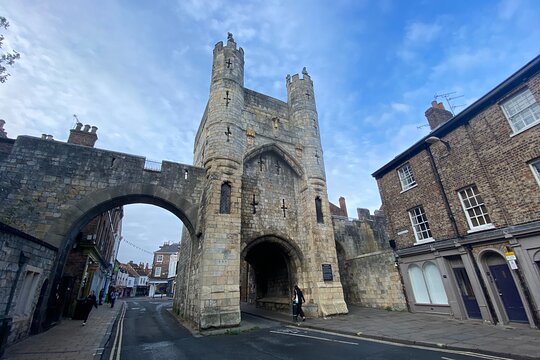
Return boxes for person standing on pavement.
[98,288,104,305]
[292,285,306,322]
[82,290,98,326]
[110,289,117,308]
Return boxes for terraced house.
[373,55,540,328]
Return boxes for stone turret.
[287,67,325,181]
[188,33,246,329]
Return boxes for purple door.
[489,264,528,323]
[453,268,481,319]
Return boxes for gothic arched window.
[315,196,324,224]
[219,182,231,214]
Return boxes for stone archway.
[241,235,304,312]
[42,184,201,326]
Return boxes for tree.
[0,16,20,83]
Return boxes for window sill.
[414,238,435,245]
[510,120,540,137]
[467,224,496,233]
[400,183,418,194]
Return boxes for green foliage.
[0,16,20,83]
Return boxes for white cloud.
[404,21,442,45]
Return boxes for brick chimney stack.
[0,119,7,138]
[338,196,348,218]
[67,122,98,147]
[425,101,453,130]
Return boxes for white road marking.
[282,327,512,360]
[441,357,456,360]
[270,330,359,345]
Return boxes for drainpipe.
[425,141,498,324]
[425,146,460,239]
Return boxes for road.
[103,297,506,360]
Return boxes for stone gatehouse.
[174,34,348,329]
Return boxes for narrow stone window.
[315,196,324,223]
[219,182,231,214]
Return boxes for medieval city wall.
[0,222,57,345]
[332,213,406,310]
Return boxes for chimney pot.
[41,134,47,139]
[338,197,348,217]
[425,101,453,130]
[68,123,98,147]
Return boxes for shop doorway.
[488,264,528,323]
[453,267,481,319]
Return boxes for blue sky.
[1,1,539,264]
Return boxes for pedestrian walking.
[98,288,104,305]
[292,285,306,322]
[82,290,98,326]
[110,290,117,308]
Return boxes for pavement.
[2,299,539,360]
[2,301,123,360]
[241,303,540,360]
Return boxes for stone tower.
[175,34,348,330]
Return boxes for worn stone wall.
[332,211,406,310]
[0,136,205,246]
[344,250,406,310]
[0,222,57,346]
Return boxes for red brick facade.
[376,71,540,248]
[373,55,540,327]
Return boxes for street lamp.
[425,136,451,152]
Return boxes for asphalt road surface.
[103,297,507,360]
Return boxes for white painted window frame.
[457,185,495,233]
[501,88,540,135]
[407,262,448,305]
[408,206,434,244]
[530,159,540,187]
[397,163,417,192]
[154,266,161,277]
[156,255,163,263]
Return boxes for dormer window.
[397,163,416,192]
[501,88,540,134]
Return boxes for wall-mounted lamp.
[425,136,451,152]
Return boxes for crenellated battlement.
[286,70,312,88]
[213,33,244,57]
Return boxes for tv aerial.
[434,92,465,115]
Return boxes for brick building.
[149,242,179,297]
[373,55,540,327]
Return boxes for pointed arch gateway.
[241,235,305,312]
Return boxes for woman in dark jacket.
[82,290,98,326]
[293,285,306,322]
